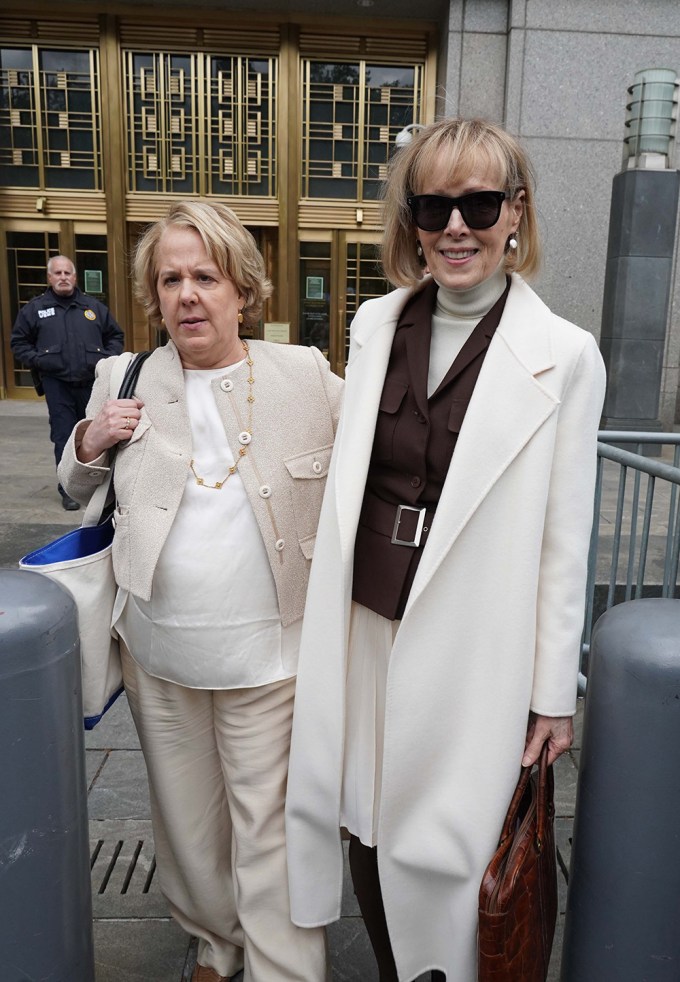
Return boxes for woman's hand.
[77,398,144,463]
[522,712,573,768]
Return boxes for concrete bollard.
[561,598,680,981]
[0,569,95,981]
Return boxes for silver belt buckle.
[391,504,426,548]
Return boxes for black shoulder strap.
[118,350,152,400]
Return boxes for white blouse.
[113,363,301,689]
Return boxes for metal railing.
[580,431,680,691]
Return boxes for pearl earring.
[508,235,518,250]
[416,242,423,258]
[238,311,244,324]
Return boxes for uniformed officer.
[11,255,124,510]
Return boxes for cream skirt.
[340,601,400,847]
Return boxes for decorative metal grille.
[362,64,422,200]
[125,50,276,196]
[302,62,360,200]
[40,49,101,189]
[301,60,422,201]
[125,51,198,194]
[345,241,390,361]
[0,46,101,189]
[208,56,276,196]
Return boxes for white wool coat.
[285,274,606,981]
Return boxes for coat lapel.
[403,275,560,616]
[403,282,436,417]
[334,286,415,561]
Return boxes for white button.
[220,378,234,392]
[275,538,285,551]
[312,460,322,474]
[259,484,272,498]
[238,431,252,445]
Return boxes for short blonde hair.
[133,199,272,330]
[381,117,541,288]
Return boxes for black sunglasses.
[407,190,509,231]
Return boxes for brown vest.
[352,278,510,619]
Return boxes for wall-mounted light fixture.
[35,196,46,213]
[624,68,678,170]
[394,123,426,147]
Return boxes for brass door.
[0,219,110,398]
[298,230,391,377]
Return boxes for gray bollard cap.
[0,568,78,680]
[591,597,680,680]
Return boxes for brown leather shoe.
[190,965,231,982]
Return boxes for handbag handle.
[498,742,554,851]
[81,351,151,528]
[118,349,152,400]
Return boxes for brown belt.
[359,490,436,548]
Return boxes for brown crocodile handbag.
[478,743,557,982]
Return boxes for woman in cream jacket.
[59,200,342,982]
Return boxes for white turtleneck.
[427,265,507,397]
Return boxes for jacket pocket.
[284,444,333,552]
[372,377,408,462]
[85,343,105,370]
[36,343,64,375]
[448,399,468,434]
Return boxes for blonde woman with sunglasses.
[286,118,605,981]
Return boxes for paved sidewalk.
[0,399,585,980]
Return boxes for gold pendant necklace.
[189,340,254,490]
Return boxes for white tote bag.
[20,352,147,728]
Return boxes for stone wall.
[437,0,680,426]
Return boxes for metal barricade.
[581,431,680,690]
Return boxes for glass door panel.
[299,240,331,358]
[298,232,390,377]
[75,233,110,306]
[2,226,61,395]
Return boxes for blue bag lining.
[21,519,114,565]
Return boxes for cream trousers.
[121,646,328,981]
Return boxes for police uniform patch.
[84,309,97,320]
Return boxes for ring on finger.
[124,417,131,429]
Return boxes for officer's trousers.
[41,375,92,472]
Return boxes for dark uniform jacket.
[352,277,510,620]
[11,286,124,383]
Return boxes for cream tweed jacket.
[58,339,343,626]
